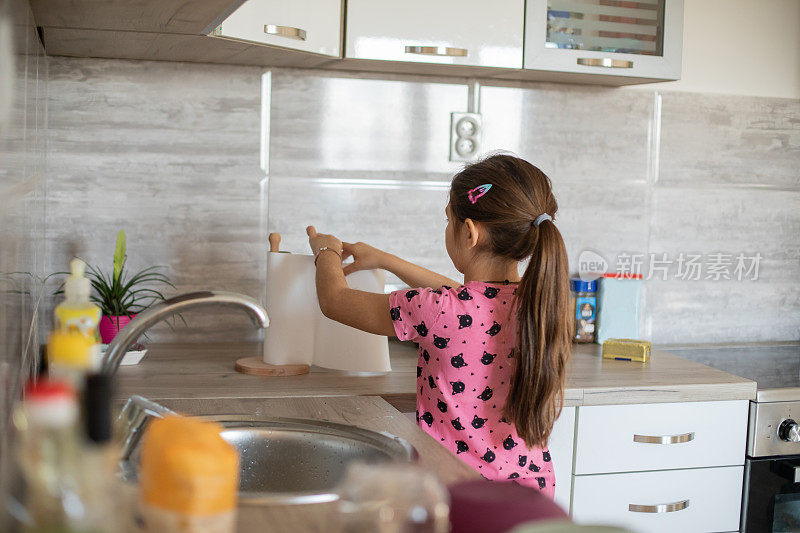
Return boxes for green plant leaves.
[77,233,175,318]
[113,230,127,284]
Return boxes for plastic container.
[570,278,596,343]
[596,273,643,344]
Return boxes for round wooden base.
[234,356,310,376]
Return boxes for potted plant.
[83,231,177,344]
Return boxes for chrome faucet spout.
[101,291,269,375]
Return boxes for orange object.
[139,416,239,516]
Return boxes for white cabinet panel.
[549,406,576,512]
[574,400,748,475]
[210,0,342,57]
[345,0,523,68]
[572,466,744,533]
[524,0,683,80]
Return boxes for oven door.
[743,455,800,532]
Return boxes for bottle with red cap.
[13,379,82,530]
[13,375,124,532]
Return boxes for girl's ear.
[463,218,480,249]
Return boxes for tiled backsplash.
[0,0,47,468]
[45,58,800,344]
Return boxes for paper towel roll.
[313,269,390,373]
[263,252,317,365]
[263,252,391,373]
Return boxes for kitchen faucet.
[101,291,270,375]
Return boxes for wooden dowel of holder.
[268,233,281,253]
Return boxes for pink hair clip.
[467,184,492,204]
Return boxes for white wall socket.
[449,112,482,162]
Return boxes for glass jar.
[336,462,449,533]
[570,278,597,343]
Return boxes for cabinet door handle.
[264,25,307,41]
[633,432,695,444]
[629,500,689,513]
[405,46,468,57]
[577,58,633,69]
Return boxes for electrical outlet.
[450,112,482,162]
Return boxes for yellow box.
[602,338,651,362]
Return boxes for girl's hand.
[306,226,343,259]
[341,242,387,276]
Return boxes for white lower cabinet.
[548,406,576,512]
[571,466,744,533]
[565,400,748,532]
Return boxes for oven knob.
[778,419,800,442]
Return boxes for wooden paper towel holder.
[235,232,311,377]
[235,356,309,376]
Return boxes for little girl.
[307,154,572,497]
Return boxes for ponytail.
[505,220,571,448]
[449,153,573,448]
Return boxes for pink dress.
[389,281,555,498]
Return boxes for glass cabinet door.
[525,0,683,81]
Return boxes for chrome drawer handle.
[577,58,633,69]
[633,432,695,444]
[405,46,467,57]
[264,25,307,41]
[629,499,690,513]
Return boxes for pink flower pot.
[99,314,136,344]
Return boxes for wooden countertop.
[150,395,479,532]
[115,341,756,410]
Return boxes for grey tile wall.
[647,92,800,342]
[658,92,800,190]
[479,84,653,274]
[44,58,800,345]
[46,58,265,340]
[0,0,47,482]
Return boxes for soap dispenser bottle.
[54,258,102,369]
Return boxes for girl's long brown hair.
[449,154,571,448]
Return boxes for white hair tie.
[533,213,552,227]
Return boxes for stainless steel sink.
[121,411,418,505]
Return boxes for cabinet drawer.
[572,466,743,533]
[575,401,748,474]
[345,0,523,68]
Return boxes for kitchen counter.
[115,341,756,409]
[150,395,479,532]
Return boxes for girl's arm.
[307,227,397,337]
[343,242,460,289]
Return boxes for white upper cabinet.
[345,0,524,68]
[524,0,683,80]
[209,0,343,57]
